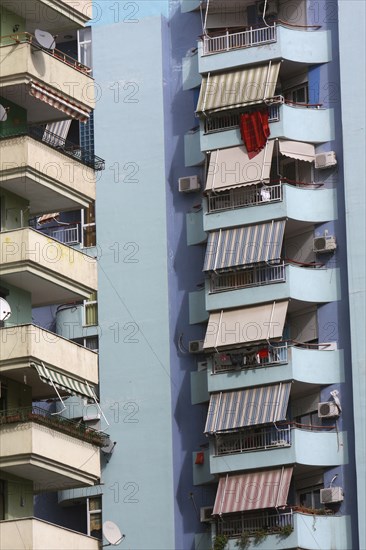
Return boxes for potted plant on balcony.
[213,534,229,550]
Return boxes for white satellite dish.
[103,521,125,546]
[0,298,12,321]
[0,104,8,122]
[35,29,56,50]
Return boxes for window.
[82,203,96,248]
[87,497,102,540]
[84,292,98,327]
[284,83,309,105]
[295,410,323,430]
[297,484,323,509]
[73,336,99,352]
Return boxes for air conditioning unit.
[320,487,344,504]
[257,0,278,17]
[318,401,340,418]
[197,361,208,371]
[189,340,204,354]
[315,151,337,169]
[178,175,200,193]
[313,235,337,253]
[200,506,214,523]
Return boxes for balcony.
[181,0,201,12]
[0,127,104,215]
[0,517,99,550]
[204,184,337,232]
[0,324,98,399]
[184,127,205,167]
[208,345,344,393]
[0,406,103,490]
[186,208,207,245]
[217,511,351,550]
[206,264,340,311]
[0,228,97,306]
[200,103,334,152]
[0,34,94,123]
[199,24,331,73]
[189,289,209,324]
[182,51,201,90]
[210,428,347,474]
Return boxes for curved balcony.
[209,428,348,475]
[181,0,201,12]
[56,303,99,340]
[0,324,98,399]
[0,406,103,490]
[0,130,103,215]
[187,209,207,245]
[0,34,94,123]
[198,24,331,74]
[200,104,334,152]
[205,265,340,312]
[204,184,337,232]
[0,228,97,306]
[0,517,99,550]
[183,51,201,90]
[218,512,351,550]
[185,127,205,166]
[208,346,344,393]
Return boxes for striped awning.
[204,301,288,349]
[203,220,285,271]
[44,120,72,146]
[213,467,293,515]
[196,61,281,115]
[279,140,315,162]
[28,81,91,123]
[205,382,291,433]
[32,362,95,399]
[205,140,275,192]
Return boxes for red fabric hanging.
[240,109,270,155]
[195,452,205,465]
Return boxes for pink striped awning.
[213,467,293,515]
[28,81,91,123]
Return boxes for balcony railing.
[0,125,105,171]
[212,343,288,373]
[0,32,91,75]
[0,406,107,447]
[210,262,286,293]
[47,224,80,245]
[204,104,280,133]
[216,510,293,537]
[202,24,277,55]
[208,183,282,213]
[215,425,291,456]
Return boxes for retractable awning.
[213,467,293,515]
[32,362,95,399]
[204,301,288,349]
[205,382,291,433]
[203,220,285,271]
[196,61,281,115]
[279,140,315,162]
[28,82,91,123]
[205,140,275,192]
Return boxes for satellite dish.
[0,298,12,321]
[0,104,8,122]
[103,521,125,546]
[35,29,56,50]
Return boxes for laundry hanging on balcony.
[204,382,291,433]
[205,140,275,192]
[279,139,316,162]
[203,220,285,271]
[196,61,281,115]
[203,301,289,350]
[213,467,293,515]
[31,362,95,399]
[240,109,270,153]
[28,81,91,123]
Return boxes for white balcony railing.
[216,510,293,537]
[212,343,288,373]
[48,225,80,245]
[204,104,280,133]
[202,24,277,55]
[210,262,286,293]
[215,425,291,456]
[208,182,282,213]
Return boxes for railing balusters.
[216,510,293,537]
[203,24,276,55]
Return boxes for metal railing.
[204,104,280,133]
[0,32,91,75]
[203,24,277,55]
[0,406,107,447]
[216,510,293,537]
[212,343,288,373]
[0,125,105,171]
[208,183,282,212]
[215,425,291,456]
[47,224,80,245]
[210,262,286,293]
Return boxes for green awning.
[32,362,95,399]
